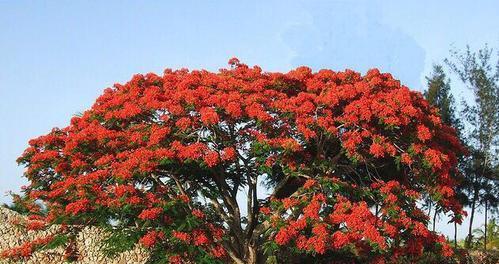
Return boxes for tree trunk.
[466,187,479,249]
[484,200,488,251]
[246,243,258,264]
[427,200,432,219]
[432,209,438,232]
[454,221,457,248]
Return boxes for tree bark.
[432,209,438,232]
[484,200,488,251]
[427,200,432,217]
[466,186,479,249]
[246,243,258,264]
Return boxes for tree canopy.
[4,59,466,263]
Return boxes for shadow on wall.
[281,0,425,89]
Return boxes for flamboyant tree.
[3,59,466,263]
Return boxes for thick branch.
[245,174,258,238]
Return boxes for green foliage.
[42,234,69,250]
[3,193,37,215]
[424,64,461,130]
[101,228,141,257]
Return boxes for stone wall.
[0,207,149,264]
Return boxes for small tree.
[3,59,465,263]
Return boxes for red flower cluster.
[1,235,54,259]
[266,177,457,262]
[172,230,190,242]
[170,226,226,260]
[191,209,205,219]
[139,230,165,248]
[64,199,90,215]
[26,220,46,231]
[138,207,163,220]
[417,125,432,142]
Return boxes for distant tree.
[424,64,464,245]
[445,45,499,249]
[424,65,461,129]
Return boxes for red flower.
[138,207,163,220]
[275,228,293,245]
[424,148,443,169]
[211,245,226,258]
[308,235,327,254]
[416,125,432,142]
[295,235,308,250]
[221,147,237,161]
[172,231,190,242]
[303,200,321,220]
[192,209,205,219]
[26,220,45,231]
[139,230,165,248]
[369,142,385,157]
[65,199,90,215]
[203,151,219,167]
[282,197,299,209]
[175,117,192,131]
[149,126,171,145]
[200,107,219,125]
[1,235,54,259]
[259,206,271,215]
[193,230,210,246]
[303,179,317,189]
[331,231,349,249]
[401,153,413,165]
[225,102,242,117]
[178,194,190,203]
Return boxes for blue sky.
[1,0,498,239]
